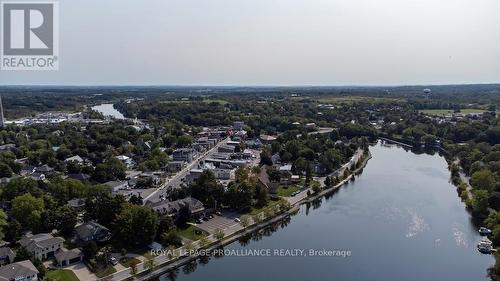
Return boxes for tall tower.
[0,95,4,127]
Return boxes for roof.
[0,247,15,261]
[149,197,204,215]
[75,221,110,240]
[279,164,292,171]
[19,233,64,253]
[54,249,83,262]
[35,164,53,173]
[67,173,91,181]
[260,135,277,142]
[65,155,84,163]
[105,181,128,189]
[0,260,38,281]
[68,198,86,208]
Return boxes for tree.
[0,210,7,240]
[190,170,224,206]
[82,241,98,260]
[112,204,160,248]
[0,163,12,178]
[224,182,253,210]
[11,193,45,231]
[214,228,225,241]
[160,231,183,248]
[472,190,490,215]
[471,169,496,191]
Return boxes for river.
[158,141,494,281]
[91,103,125,119]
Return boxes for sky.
[1,0,499,86]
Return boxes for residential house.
[116,155,134,168]
[67,198,86,210]
[19,233,64,260]
[64,155,85,164]
[105,181,129,192]
[0,248,15,265]
[271,153,281,165]
[172,149,195,162]
[54,249,83,267]
[74,221,112,244]
[279,164,293,184]
[0,260,38,281]
[66,173,91,182]
[233,121,245,130]
[166,161,184,173]
[244,139,262,149]
[148,197,205,217]
[257,167,277,193]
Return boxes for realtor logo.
[1,1,58,70]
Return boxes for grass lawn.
[177,225,209,241]
[119,257,141,268]
[248,199,282,216]
[277,185,301,197]
[45,269,80,281]
[418,108,493,116]
[94,266,117,278]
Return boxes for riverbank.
[109,150,372,281]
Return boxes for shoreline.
[123,150,372,281]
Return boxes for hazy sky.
[1,0,499,86]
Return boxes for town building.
[172,148,195,162]
[0,247,15,265]
[148,197,205,217]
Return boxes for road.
[143,137,230,204]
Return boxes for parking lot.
[197,211,242,234]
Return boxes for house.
[74,221,111,243]
[105,181,129,192]
[148,197,205,217]
[19,233,64,260]
[66,173,91,181]
[260,134,277,143]
[54,249,83,267]
[64,155,84,164]
[172,149,195,162]
[116,155,134,168]
[257,167,271,191]
[0,260,38,281]
[0,248,15,265]
[0,144,15,151]
[271,153,281,165]
[35,164,53,174]
[214,168,231,180]
[226,140,241,147]
[166,161,184,173]
[245,139,262,149]
[233,121,245,130]
[279,165,293,184]
[67,198,86,210]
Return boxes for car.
[202,217,209,221]
[215,211,222,216]
[234,218,241,222]
[208,214,214,219]
[110,257,118,266]
[196,219,202,224]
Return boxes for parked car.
[110,257,118,266]
[234,218,241,222]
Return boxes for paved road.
[144,137,230,204]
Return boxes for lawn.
[93,266,117,278]
[277,185,301,197]
[248,199,282,216]
[418,108,491,116]
[45,269,80,281]
[119,257,142,268]
[177,225,208,241]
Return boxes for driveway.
[65,262,97,281]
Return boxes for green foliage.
[470,169,496,191]
[12,193,45,231]
[112,204,160,248]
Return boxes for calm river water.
[159,141,494,281]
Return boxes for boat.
[479,227,492,236]
[480,237,493,245]
[478,243,496,254]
